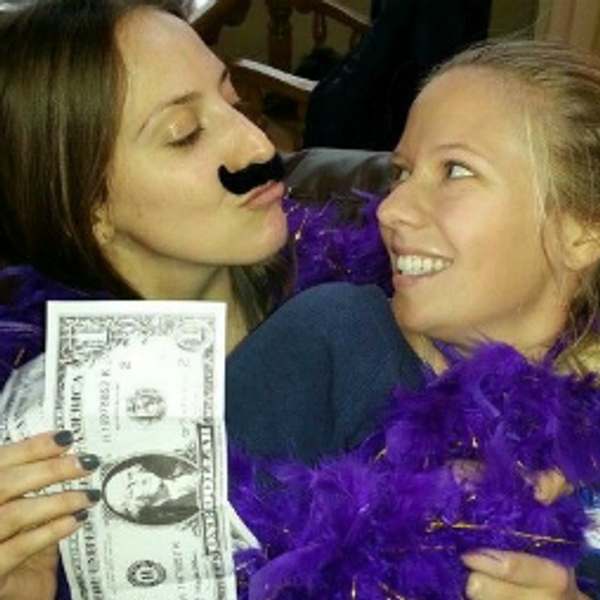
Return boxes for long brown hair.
[0,0,289,327]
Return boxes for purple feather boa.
[284,192,392,296]
[0,202,598,599]
[230,344,600,599]
[0,265,100,391]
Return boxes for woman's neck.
[405,330,574,376]
[124,263,248,354]
[405,332,451,375]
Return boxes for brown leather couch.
[283,148,392,206]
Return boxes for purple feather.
[231,344,600,599]
[0,266,101,389]
[283,192,391,296]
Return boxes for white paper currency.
[0,353,49,443]
[42,300,237,600]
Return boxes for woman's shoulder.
[282,281,394,315]
[240,282,415,365]
[250,282,403,349]
[0,265,93,391]
[227,283,425,461]
[0,264,90,326]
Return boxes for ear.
[92,201,115,247]
[558,213,600,272]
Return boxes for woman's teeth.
[396,255,451,276]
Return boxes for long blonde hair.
[431,40,600,372]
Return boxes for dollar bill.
[0,353,49,443]
[40,300,237,600]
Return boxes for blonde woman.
[227,40,600,599]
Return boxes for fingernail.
[54,430,74,447]
[84,489,102,503]
[462,549,504,564]
[479,549,504,562]
[78,454,100,471]
[74,509,89,522]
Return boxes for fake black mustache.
[218,154,285,196]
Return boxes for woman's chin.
[256,208,290,259]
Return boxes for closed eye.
[169,127,202,148]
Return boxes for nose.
[224,105,276,172]
[376,180,431,231]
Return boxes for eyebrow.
[136,66,231,138]
[434,142,490,162]
[441,143,499,172]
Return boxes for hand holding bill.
[0,431,100,600]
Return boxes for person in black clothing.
[303,0,492,150]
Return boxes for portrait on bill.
[103,454,198,525]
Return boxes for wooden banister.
[294,0,370,35]
[189,0,251,45]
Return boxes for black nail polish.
[74,509,88,523]
[78,454,100,471]
[84,489,102,503]
[53,430,74,447]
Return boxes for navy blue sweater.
[226,282,425,463]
